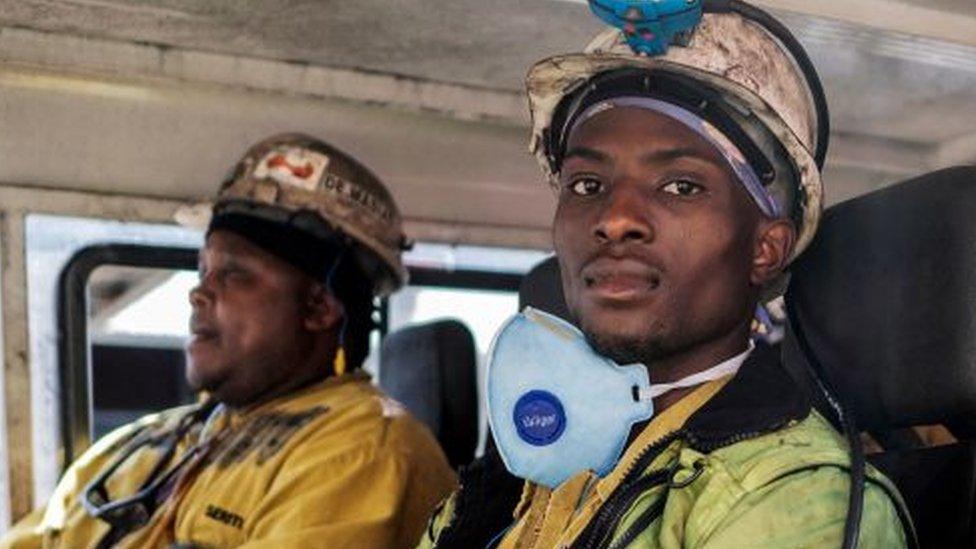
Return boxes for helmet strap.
[325,247,351,376]
[332,347,347,376]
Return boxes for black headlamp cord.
[702,3,867,546]
[83,401,222,548]
[701,3,866,547]
[784,297,865,549]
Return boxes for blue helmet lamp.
[588,0,703,56]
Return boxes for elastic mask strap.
[637,341,754,401]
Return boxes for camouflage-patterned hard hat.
[178,133,408,295]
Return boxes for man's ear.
[303,283,345,333]
[751,219,796,286]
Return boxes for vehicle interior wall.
[0,0,975,532]
[2,1,975,209]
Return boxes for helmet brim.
[174,199,408,296]
[526,53,822,263]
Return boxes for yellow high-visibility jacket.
[3,372,457,548]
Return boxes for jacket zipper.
[606,487,670,549]
[684,422,790,454]
[573,419,795,549]
[572,431,685,549]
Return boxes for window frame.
[377,267,523,338]
[58,244,198,466]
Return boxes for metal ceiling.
[0,0,974,225]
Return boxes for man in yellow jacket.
[3,133,456,548]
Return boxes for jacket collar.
[682,343,812,451]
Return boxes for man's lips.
[581,257,662,301]
[188,320,219,346]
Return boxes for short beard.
[584,330,671,366]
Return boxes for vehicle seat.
[519,255,570,320]
[785,166,976,548]
[379,319,479,469]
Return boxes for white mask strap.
[638,341,755,401]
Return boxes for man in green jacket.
[421,4,912,548]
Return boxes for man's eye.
[661,180,704,197]
[211,266,246,283]
[569,177,604,196]
[224,267,248,279]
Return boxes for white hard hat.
[527,12,825,260]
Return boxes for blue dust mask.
[487,307,747,489]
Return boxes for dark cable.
[784,293,865,549]
[704,4,854,544]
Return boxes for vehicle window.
[25,214,201,503]
[43,221,548,495]
[82,246,546,461]
[387,286,518,354]
[88,266,197,438]
[382,243,551,453]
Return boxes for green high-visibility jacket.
[421,345,914,549]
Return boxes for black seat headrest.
[518,256,571,321]
[379,319,479,468]
[786,166,976,434]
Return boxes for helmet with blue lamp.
[587,0,703,56]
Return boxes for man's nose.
[593,183,653,244]
[188,278,214,308]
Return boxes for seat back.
[786,166,976,548]
[869,442,976,546]
[379,319,479,468]
[518,255,569,321]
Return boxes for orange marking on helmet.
[267,154,315,179]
